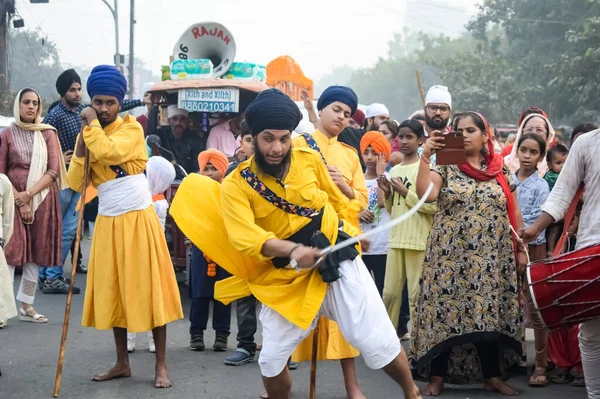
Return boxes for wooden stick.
[309,319,320,399]
[53,148,90,398]
[416,70,426,107]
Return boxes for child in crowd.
[378,119,437,336]
[226,120,252,175]
[513,133,551,387]
[359,131,392,296]
[188,149,232,352]
[127,156,176,353]
[544,144,569,257]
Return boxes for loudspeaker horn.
[173,22,236,78]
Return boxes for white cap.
[365,103,390,118]
[425,85,452,108]
[167,105,188,119]
[142,82,156,95]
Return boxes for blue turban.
[245,88,302,136]
[87,65,128,104]
[317,86,358,115]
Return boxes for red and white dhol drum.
[527,244,600,330]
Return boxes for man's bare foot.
[346,387,367,399]
[406,384,423,399]
[422,376,444,396]
[91,364,131,382]
[155,365,172,388]
[484,378,519,396]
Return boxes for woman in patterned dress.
[411,112,528,396]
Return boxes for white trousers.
[258,256,401,378]
[8,262,39,305]
[580,318,600,398]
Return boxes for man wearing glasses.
[417,85,453,165]
[422,85,452,138]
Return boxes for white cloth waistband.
[98,174,152,217]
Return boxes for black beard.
[65,99,81,108]
[367,122,380,131]
[98,115,117,128]
[425,113,449,130]
[254,143,291,179]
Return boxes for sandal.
[529,366,550,387]
[550,367,572,384]
[19,307,48,323]
[571,369,586,387]
[259,392,268,399]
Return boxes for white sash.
[97,174,152,217]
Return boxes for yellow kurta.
[67,115,183,332]
[170,148,360,330]
[292,130,368,361]
[294,129,368,210]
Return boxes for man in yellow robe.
[292,85,368,398]
[67,65,182,389]
[171,88,420,399]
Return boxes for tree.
[7,29,64,107]
[315,65,355,97]
[468,0,600,122]
[319,0,600,126]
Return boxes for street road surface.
[0,239,588,399]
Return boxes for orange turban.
[198,149,228,180]
[360,131,391,162]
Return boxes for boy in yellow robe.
[67,65,183,389]
[292,85,368,398]
[171,88,421,399]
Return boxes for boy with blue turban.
[171,88,421,399]
[292,85,369,398]
[67,65,183,389]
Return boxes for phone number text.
[180,101,237,113]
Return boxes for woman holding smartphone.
[410,111,527,396]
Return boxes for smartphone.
[436,131,466,165]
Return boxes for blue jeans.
[39,189,81,280]
[189,298,231,335]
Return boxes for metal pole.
[100,0,119,69]
[0,2,7,89]
[128,0,134,96]
[114,0,120,69]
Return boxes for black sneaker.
[190,333,205,351]
[224,349,256,366]
[76,264,88,274]
[42,278,80,294]
[213,331,229,352]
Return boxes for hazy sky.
[15,0,479,82]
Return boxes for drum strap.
[553,184,584,257]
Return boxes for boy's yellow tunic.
[67,115,183,332]
[171,148,361,332]
[291,129,368,361]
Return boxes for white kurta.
[540,129,600,399]
[0,174,16,321]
